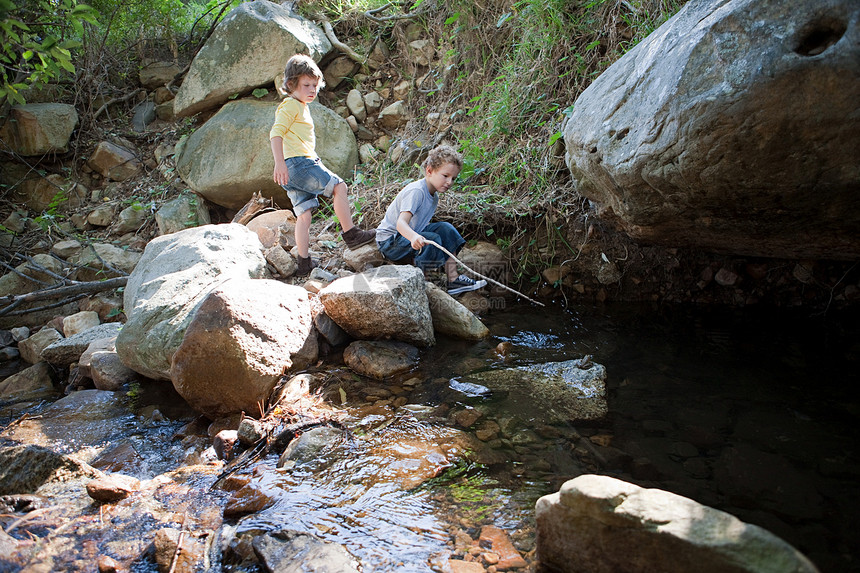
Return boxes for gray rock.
[276,426,346,467]
[173,1,331,117]
[115,224,268,380]
[564,0,860,259]
[252,529,359,573]
[18,328,62,364]
[319,265,435,346]
[0,103,78,156]
[536,474,819,573]
[131,100,156,132]
[313,310,350,347]
[68,243,142,281]
[377,101,409,128]
[42,322,123,367]
[176,99,357,210]
[113,203,150,235]
[154,192,211,235]
[425,282,489,340]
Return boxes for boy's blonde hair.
[422,145,463,171]
[282,54,326,94]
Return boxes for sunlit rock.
[536,474,820,573]
[171,278,316,417]
[0,362,56,403]
[42,322,123,367]
[87,141,141,181]
[17,328,62,364]
[319,265,434,346]
[249,529,359,573]
[0,443,101,495]
[116,224,268,381]
[0,103,78,156]
[425,283,489,340]
[172,0,330,117]
[85,473,140,503]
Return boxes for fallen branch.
[0,276,128,317]
[231,191,272,225]
[92,88,146,120]
[423,239,545,306]
[364,1,427,23]
[321,20,366,66]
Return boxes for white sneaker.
[447,274,487,295]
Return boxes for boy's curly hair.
[422,145,463,171]
[282,54,326,94]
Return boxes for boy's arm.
[271,137,289,186]
[396,211,426,250]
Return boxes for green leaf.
[548,131,562,146]
[252,87,268,98]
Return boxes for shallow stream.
[2,302,858,572]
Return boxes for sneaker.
[447,274,487,295]
[296,255,318,277]
[342,227,377,250]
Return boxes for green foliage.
[33,188,69,232]
[0,0,99,104]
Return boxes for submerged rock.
[536,474,820,573]
[250,529,359,573]
[0,444,102,495]
[455,358,607,423]
[343,340,419,379]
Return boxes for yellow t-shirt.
[269,97,317,159]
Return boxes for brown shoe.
[296,255,317,277]
[342,227,377,250]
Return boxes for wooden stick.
[423,239,545,306]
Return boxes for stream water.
[2,302,858,572]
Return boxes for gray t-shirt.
[376,178,438,243]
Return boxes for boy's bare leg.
[332,182,355,232]
[295,209,312,258]
[445,257,458,282]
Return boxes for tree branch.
[0,276,128,317]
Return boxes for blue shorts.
[280,156,344,216]
[377,221,465,271]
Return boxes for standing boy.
[270,54,376,276]
[376,145,487,295]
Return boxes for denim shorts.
[377,221,465,271]
[280,156,344,216]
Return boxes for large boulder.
[0,103,78,155]
[318,265,435,346]
[564,0,860,260]
[172,0,331,118]
[535,474,820,573]
[115,224,269,380]
[176,99,358,210]
[171,278,316,417]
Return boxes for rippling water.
[224,302,860,572]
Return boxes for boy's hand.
[273,162,289,186]
[410,234,426,251]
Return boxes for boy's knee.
[332,182,348,196]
